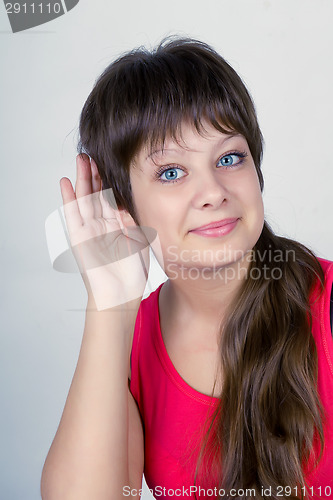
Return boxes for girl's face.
[129,121,264,276]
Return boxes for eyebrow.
[146,133,242,161]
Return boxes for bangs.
[104,39,262,168]
[128,53,241,155]
[78,36,264,219]
[140,108,238,163]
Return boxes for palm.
[60,154,150,309]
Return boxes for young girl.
[41,37,333,500]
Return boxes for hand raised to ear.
[60,154,155,310]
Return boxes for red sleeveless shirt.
[129,258,333,499]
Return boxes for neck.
[161,254,250,338]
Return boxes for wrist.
[86,293,142,315]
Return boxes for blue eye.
[159,167,185,183]
[217,151,247,168]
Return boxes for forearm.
[41,297,141,500]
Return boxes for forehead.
[142,122,243,162]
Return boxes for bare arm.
[41,299,144,499]
[41,155,147,499]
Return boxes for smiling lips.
[189,217,240,237]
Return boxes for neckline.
[153,282,219,406]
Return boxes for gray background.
[0,0,332,499]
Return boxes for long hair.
[193,223,325,499]
[77,36,325,498]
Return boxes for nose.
[191,168,228,210]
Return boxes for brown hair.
[77,36,325,499]
[78,36,263,223]
[194,226,325,499]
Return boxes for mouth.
[189,217,240,232]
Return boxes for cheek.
[238,171,265,229]
[130,188,170,232]
[244,168,263,207]
[252,185,264,215]
[236,171,262,207]
[129,177,152,225]
[249,183,265,237]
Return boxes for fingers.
[90,158,101,192]
[60,153,103,241]
[61,154,130,240]
[75,154,92,197]
[60,176,83,238]
[90,158,102,218]
[60,176,75,205]
[75,154,95,220]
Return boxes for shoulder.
[316,257,333,272]
[313,257,333,293]
[129,282,164,381]
[138,282,164,320]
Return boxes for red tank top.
[129,258,333,499]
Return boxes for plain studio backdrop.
[0,1,332,498]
